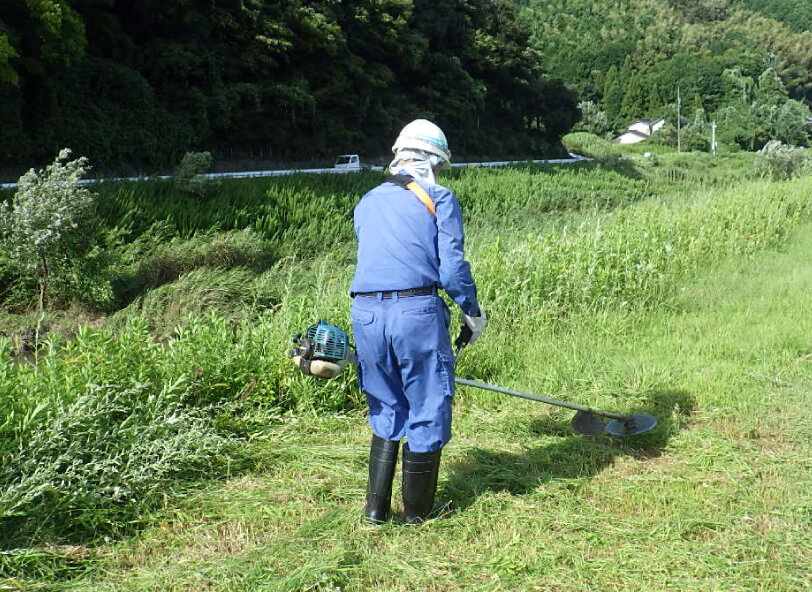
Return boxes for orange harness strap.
[405,181,436,217]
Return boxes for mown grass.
[57,221,812,592]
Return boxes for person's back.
[351,179,439,294]
[352,177,478,315]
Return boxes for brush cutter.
[453,376,656,436]
[288,321,657,437]
[452,326,657,436]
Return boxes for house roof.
[615,130,649,140]
[628,118,665,127]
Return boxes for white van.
[334,154,361,170]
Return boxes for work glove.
[461,308,487,345]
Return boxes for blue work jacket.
[350,176,479,316]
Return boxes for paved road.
[0,154,590,190]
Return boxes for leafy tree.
[0,149,105,309]
[619,70,648,124]
[650,122,711,152]
[574,101,611,136]
[0,0,579,171]
[738,0,812,33]
[519,0,812,148]
[727,11,812,105]
[715,102,765,151]
[668,0,730,22]
[756,63,789,107]
[722,67,755,104]
[759,100,812,146]
[5,0,87,65]
[0,31,18,85]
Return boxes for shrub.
[0,149,110,309]
[754,140,810,180]
[650,124,710,152]
[0,246,16,301]
[173,150,218,198]
[562,132,620,160]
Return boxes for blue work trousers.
[351,293,455,452]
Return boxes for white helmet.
[392,119,451,166]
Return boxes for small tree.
[0,149,98,309]
[602,65,624,126]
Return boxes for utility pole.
[711,120,717,155]
[676,86,681,153]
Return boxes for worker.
[349,119,486,524]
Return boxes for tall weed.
[0,326,232,544]
[116,228,275,304]
[475,178,812,323]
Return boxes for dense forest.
[1,1,811,175]
[0,0,578,174]
[521,0,812,149]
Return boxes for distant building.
[615,130,650,144]
[805,116,812,128]
[614,118,666,144]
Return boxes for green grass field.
[1,153,810,590]
[60,220,812,592]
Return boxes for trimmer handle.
[454,323,473,355]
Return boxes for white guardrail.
[0,154,590,190]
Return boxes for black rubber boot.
[363,434,400,524]
[401,445,444,525]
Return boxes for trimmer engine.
[289,320,355,379]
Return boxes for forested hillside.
[738,0,812,33]
[0,0,577,174]
[1,1,810,175]
[520,0,812,150]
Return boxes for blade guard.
[571,410,607,435]
[605,414,658,436]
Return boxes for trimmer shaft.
[454,377,658,437]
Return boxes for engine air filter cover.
[305,320,350,363]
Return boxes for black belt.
[353,286,436,299]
